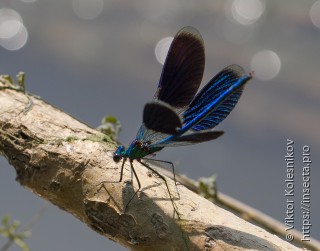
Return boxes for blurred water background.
[1,0,319,250]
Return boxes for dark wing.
[182,65,252,131]
[143,101,182,134]
[147,66,253,148]
[172,130,224,143]
[142,102,224,146]
[155,26,205,108]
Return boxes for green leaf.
[198,175,218,200]
[2,75,14,84]
[14,237,30,251]
[16,72,26,91]
[97,116,122,141]
[102,116,118,123]
[1,215,10,226]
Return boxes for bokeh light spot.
[310,0,320,29]
[72,0,104,20]
[230,0,265,25]
[0,23,28,51]
[0,19,22,39]
[0,8,28,50]
[0,8,23,39]
[155,37,173,65]
[250,50,281,81]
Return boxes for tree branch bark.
[0,79,302,250]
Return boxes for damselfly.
[113,26,253,214]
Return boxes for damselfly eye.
[113,154,121,163]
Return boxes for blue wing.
[182,64,247,131]
[148,65,253,147]
[154,26,205,108]
[140,101,224,146]
[136,27,253,148]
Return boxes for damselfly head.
[113,145,125,162]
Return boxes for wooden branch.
[161,171,320,251]
[0,79,302,250]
